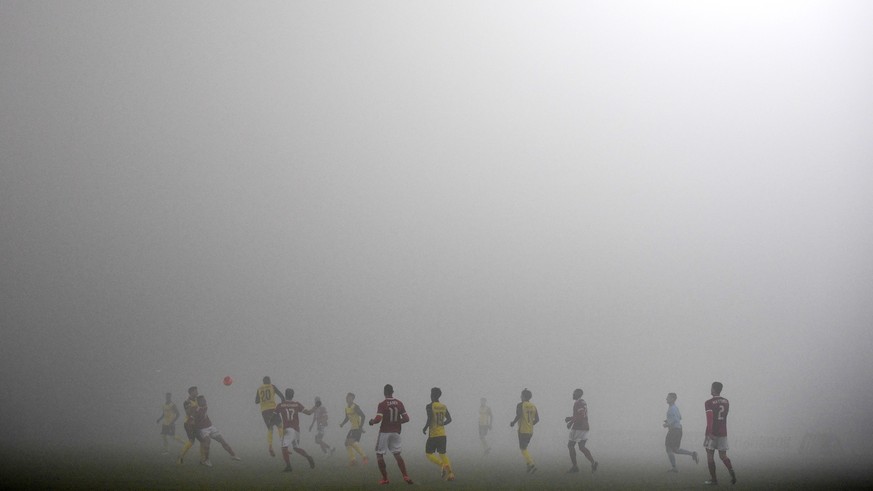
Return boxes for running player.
[478,397,493,455]
[255,376,285,457]
[704,382,736,485]
[368,384,413,485]
[156,392,185,453]
[565,388,598,474]
[192,394,242,466]
[275,388,316,472]
[422,387,454,480]
[339,392,369,466]
[510,388,539,473]
[308,396,335,456]
[663,392,698,472]
[178,386,204,464]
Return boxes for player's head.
[521,388,532,401]
[285,388,294,400]
[430,387,441,402]
[711,382,723,396]
[165,392,172,402]
[346,392,355,404]
[263,376,271,384]
[187,386,198,398]
[667,392,677,403]
[314,396,322,406]
[573,388,583,400]
[384,384,394,397]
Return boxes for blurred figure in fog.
[369,384,413,485]
[510,388,539,473]
[663,392,697,472]
[193,394,242,466]
[478,397,492,455]
[156,392,185,453]
[704,382,736,485]
[308,396,335,456]
[275,388,316,472]
[255,376,285,457]
[178,386,205,464]
[339,392,369,466]
[565,388,598,474]
[422,387,454,480]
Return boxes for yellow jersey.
[479,405,492,427]
[183,397,199,424]
[517,401,538,434]
[427,402,449,438]
[161,403,178,424]
[345,404,363,430]
[257,383,279,411]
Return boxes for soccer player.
[368,384,413,485]
[308,396,335,456]
[422,387,454,480]
[275,388,316,472]
[704,382,736,485]
[663,392,698,472]
[192,394,242,466]
[478,397,492,455]
[339,392,369,466]
[509,388,539,473]
[156,392,185,453]
[565,388,599,474]
[255,376,285,457]
[178,386,204,464]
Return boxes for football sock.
[174,435,186,445]
[722,456,733,470]
[347,446,356,462]
[581,447,595,464]
[282,447,291,465]
[293,448,311,458]
[394,454,408,475]
[267,429,274,447]
[522,449,534,466]
[353,442,365,457]
[180,441,193,458]
[441,454,452,473]
[569,447,577,466]
[426,453,442,466]
[708,461,717,480]
[668,451,676,468]
[377,456,388,480]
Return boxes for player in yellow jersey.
[478,397,493,455]
[156,392,186,453]
[422,387,454,480]
[509,388,539,473]
[178,386,205,464]
[339,392,369,466]
[255,376,285,457]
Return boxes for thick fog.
[2,0,872,465]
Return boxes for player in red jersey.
[192,394,241,466]
[565,388,598,474]
[704,382,736,485]
[275,388,316,472]
[368,384,413,485]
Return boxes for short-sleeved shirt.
[276,400,306,431]
[161,403,179,424]
[666,404,682,429]
[183,397,199,424]
[345,404,364,430]
[479,406,492,426]
[376,398,407,434]
[426,402,449,438]
[313,405,328,428]
[570,398,590,431]
[256,384,280,411]
[516,401,538,434]
[705,396,729,437]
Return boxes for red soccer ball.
[223,375,233,386]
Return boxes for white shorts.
[704,435,729,451]
[198,426,222,440]
[375,432,402,455]
[282,428,300,449]
[569,429,589,443]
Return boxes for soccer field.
[2,444,870,490]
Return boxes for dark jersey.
[705,396,729,437]
[375,398,408,434]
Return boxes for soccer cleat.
[526,464,537,474]
[704,479,718,485]
[441,464,449,479]
[200,459,213,468]
[307,455,316,469]
[283,464,293,472]
[231,455,242,461]
[592,461,599,473]
[567,466,579,473]
[693,451,699,464]
[446,472,455,481]
[379,479,390,485]
[403,475,414,484]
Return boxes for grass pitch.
[1,443,870,490]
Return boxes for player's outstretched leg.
[294,447,315,469]
[376,454,389,484]
[281,447,292,472]
[393,452,413,484]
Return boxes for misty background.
[2,0,872,465]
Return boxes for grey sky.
[2,1,872,452]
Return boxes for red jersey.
[704,396,729,437]
[192,404,212,429]
[570,398,590,431]
[276,400,306,431]
[375,398,408,433]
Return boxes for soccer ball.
[223,376,233,386]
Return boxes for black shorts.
[161,424,176,436]
[346,429,363,443]
[184,422,198,442]
[518,432,533,450]
[665,427,683,451]
[262,409,280,427]
[425,436,447,454]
